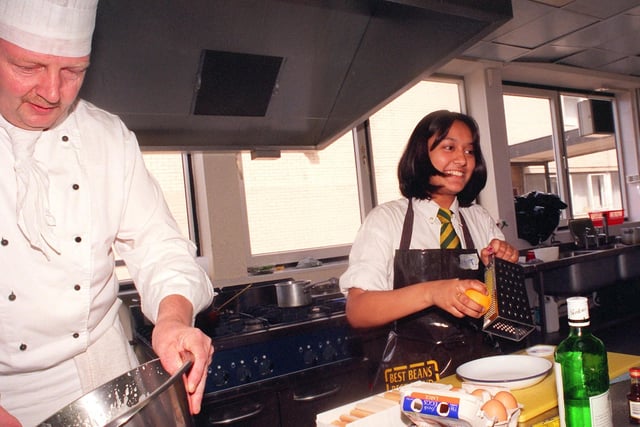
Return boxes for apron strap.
[399,199,414,250]
[399,198,476,251]
[459,211,475,250]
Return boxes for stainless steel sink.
[543,250,620,295]
[559,249,603,259]
[617,246,640,280]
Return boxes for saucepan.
[275,280,315,307]
[275,278,339,308]
[37,354,194,427]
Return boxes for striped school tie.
[437,208,461,249]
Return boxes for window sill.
[212,258,349,288]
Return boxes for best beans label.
[383,360,440,390]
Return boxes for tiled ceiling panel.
[600,56,640,76]
[552,14,640,48]
[516,44,583,62]
[463,41,530,62]
[462,0,640,79]
[563,0,640,19]
[558,48,626,68]
[492,9,597,49]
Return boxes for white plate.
[526,344,555,358]
[456,355,553,390]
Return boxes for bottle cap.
[630,367,640,378]
[566,296,590,326]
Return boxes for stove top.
[196,296,347,339]
[131,278,360,396]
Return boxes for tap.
[601,213,609,244]
[583,227,598,249]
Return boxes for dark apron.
[373,199,498,391]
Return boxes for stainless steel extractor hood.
[80,0,512,151]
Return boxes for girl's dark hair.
[397,110,487,207]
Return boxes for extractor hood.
[80,0,512,151]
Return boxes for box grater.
[482,255,535,341]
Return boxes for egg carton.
[400,382,521,427]
[315,390,409,427]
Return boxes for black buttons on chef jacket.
[62,135,69,142]
[73,333,80,339]
[8,292,16,301]
[1,238,8,246]
[72,183,80,190]
[74,284,81,291]
[19,344,27,351]
[74,236,82,243]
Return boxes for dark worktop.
[519,242,640,274]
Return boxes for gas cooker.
[132,278,362,396]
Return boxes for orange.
[465,289,491,313]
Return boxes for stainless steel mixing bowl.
[37,357,194,427]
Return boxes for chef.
[0,1,215,425]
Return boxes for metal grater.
[482,255,535,341]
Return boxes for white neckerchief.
[1,116,60,259]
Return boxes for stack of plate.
[456,355,553,390]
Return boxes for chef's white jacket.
[340,197,505,292]
[0,100,214,374]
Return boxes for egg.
[494,390,518,410]
[481,399,508,422]
[470,388,490,401]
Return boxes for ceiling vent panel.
[193,50,283,117]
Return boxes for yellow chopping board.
[439,351,639,424]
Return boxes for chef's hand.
[0,406,22,427]
[480,238,519,266]
[429,278,488,319]
[152,295,214,415]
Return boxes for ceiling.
[79,0,512,151]
[462,0,640,79]
[79,0,640,152]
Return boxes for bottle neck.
[568,322,589,335]
[568,318,590,329]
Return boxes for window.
[141,153,192,238]
[239,79,464,265]
[239,79,464,267]
[116,152,192,281]
[504,86,623,221]
[241,132,361,265]
[368,79,464,204]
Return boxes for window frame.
[237,132,363,268]
[503,84,625,224]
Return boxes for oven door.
[195,387,280,427]
[278,358,371,427]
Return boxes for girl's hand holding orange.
[465,289,491,314]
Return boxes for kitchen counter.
[520,242,640,274]
[522,243,640,334]
[439,351,639,426]
[316,352,640,426]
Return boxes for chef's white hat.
[0,0,99,57]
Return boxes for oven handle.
[292,383,341,401]
[207,404,265,425]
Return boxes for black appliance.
[129,278,378,427]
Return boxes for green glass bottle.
[554,296,612,427]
